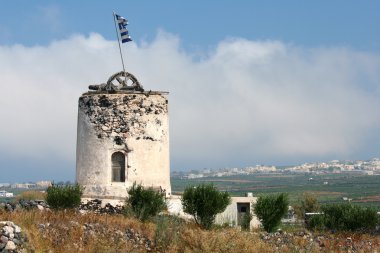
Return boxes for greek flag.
[115,14,132,43]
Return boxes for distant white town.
[0,181,52,198]
[172,158,380,179]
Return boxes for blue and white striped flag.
[115,14,132,43]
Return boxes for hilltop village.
[173,158,380,179]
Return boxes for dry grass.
[15,190,47,201]
[172,228,274,253]
[0,210,154,252]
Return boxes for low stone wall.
[0,221,28,252]
[0,200,48,212]
[0,199,123,215]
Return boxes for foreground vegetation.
[46,184,83,209]
[1,184,380,252]
[0,209,270,252]
[1,209,380,253]
[125,182,167,221]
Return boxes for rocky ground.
[37,221,153,252]
[259,230,380,252]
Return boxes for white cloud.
[0,31,379,177]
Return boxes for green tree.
[181,184,231,229]
[46,183,83,209]
[125,182,166,221]
[254,193,289,232]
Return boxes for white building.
[0,190,14,197]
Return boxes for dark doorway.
[237,202,250,226]
[111,152,126,182]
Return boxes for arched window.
[112,152,125,182]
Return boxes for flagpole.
[113,11,126,73]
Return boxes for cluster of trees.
[125,183,231,229]
[43,183,379,233]
[44,182,232,229]
[307,203,378,231]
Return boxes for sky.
[0,1,380,182]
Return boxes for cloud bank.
[0,31,379,181]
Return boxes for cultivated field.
[171,173,380,209]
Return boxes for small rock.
[14,204,22,211]
[13,225,21,233]
[0,235,8,243]
[37,204,44,211]
[3,226,14,236]
[5,241,16,250]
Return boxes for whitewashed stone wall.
[168,196,261,229]
[76,92,171,199]
[215,196,260,228]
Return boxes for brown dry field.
[198,179,255,183]
[219,186,287,191]
[255,175,296,178]
[307,191,344,196]
[353,195,380,203]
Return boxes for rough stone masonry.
[76,72,171,201]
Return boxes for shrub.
[254,193,289,232]
[294,192,319,220]
[125,182,166,221]
[241,212,253,231]
[46,184,83,209]
[181,184,231,229]
[307,214,325,231]
[309,203,379,232]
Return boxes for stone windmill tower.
[76,71,171,201]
